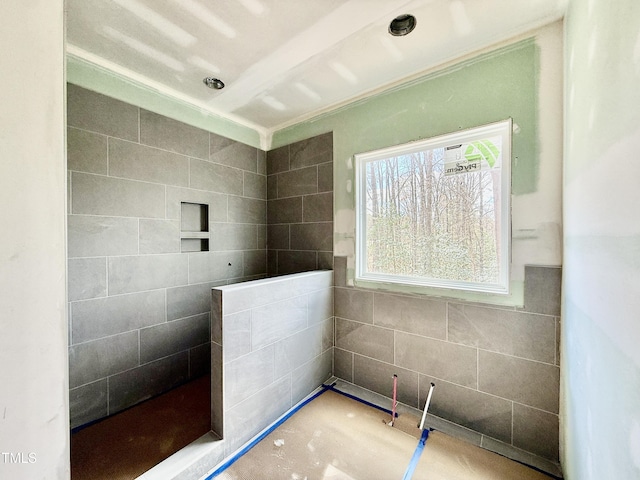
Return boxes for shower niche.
[180,202,210,252]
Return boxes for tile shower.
[67,84,267,428]
[67,84,561,474]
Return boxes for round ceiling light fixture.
[389,14,417,36]
[203,77,225,89]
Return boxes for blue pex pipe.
[322,383,398,418]
[204,385,330,479]
[402,428,430,480]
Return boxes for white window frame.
[355,119,512,295]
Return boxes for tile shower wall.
[334,258,561,466]
[210,271,333,454]
[67,84,267,428]
[266,132,333,274]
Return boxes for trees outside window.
[355,120,511,294]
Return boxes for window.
[355,120,512,294]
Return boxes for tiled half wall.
[210,271,333,455]
[67,84,268,428]
[333,258,562,468]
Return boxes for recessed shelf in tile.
[181,202,209,252]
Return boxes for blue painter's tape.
[204,385,329,479]
[402,428,430,480]
[322,383,398,418]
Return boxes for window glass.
[355,120,511,294]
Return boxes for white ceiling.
[66,0,567,138]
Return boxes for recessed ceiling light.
[389,14,416,36]
[203,77,225,89]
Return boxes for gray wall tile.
[291,349,333,405]
[189,251,244,284]
[336,318,394,364]
[374,292,446,339]
[322,318,334,351]
[72,290,165,344]
[308,287,333,325]
[166,186,227,223]
[211,342,223,436]
[108,254,188,294]
[223,310,252,363]
[167,282,218,321]
[109,138,189,187]
[67,127,107,174]
[68,215,138,258]
[268,197,302,224]
[418,376,513,443]
[478,350,560,413]
[395,331,477,388]
[251,296,308,350]
[274,324,323,379]
[228,196,266,224]
[303,192,333,222]
[69,379,108,429]
[267,225,289,249]
[333,256,347,287]
[108,352,189,413]
[210,223,257,251]
[277,166,317,198]
[523,266,562,316]
[218,272,330,321]
[67,84,138,141]
[224,345,275,408]
[257,225,267,250]
[275,250,317,274]
[68,257,107,301]
[244,171,266,199]
[448,304,556,363]
[71,172,165,218]
[189,342,211,379]
[334,287,373,324]
[210,141,258,172]
[353,354,419,408]
[190,158,243,195]
[317,251,333,270]
[209,133,235,154]
[140,313,210,363]
[243,250,267,277]
[290,222,333,251]
[257,150,267,175]
[334,348,353,382]
[68,331,139,388]
[211,290,222,344]
[513,403,559,461]
[318,163,333,193]
[267,174,278,199]
[266,145,289,174]
[224,376,290,454]
[139,219,181,254]
[289,132,333,169]
[140,109,209,159]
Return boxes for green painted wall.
[272,36,559,306]
[562,0,640,478]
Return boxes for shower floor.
[211,387,556,480]
[71,375,211,480]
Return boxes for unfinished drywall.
[272,23,564,307]
[0,1,69,478]
[562,1,640,478]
